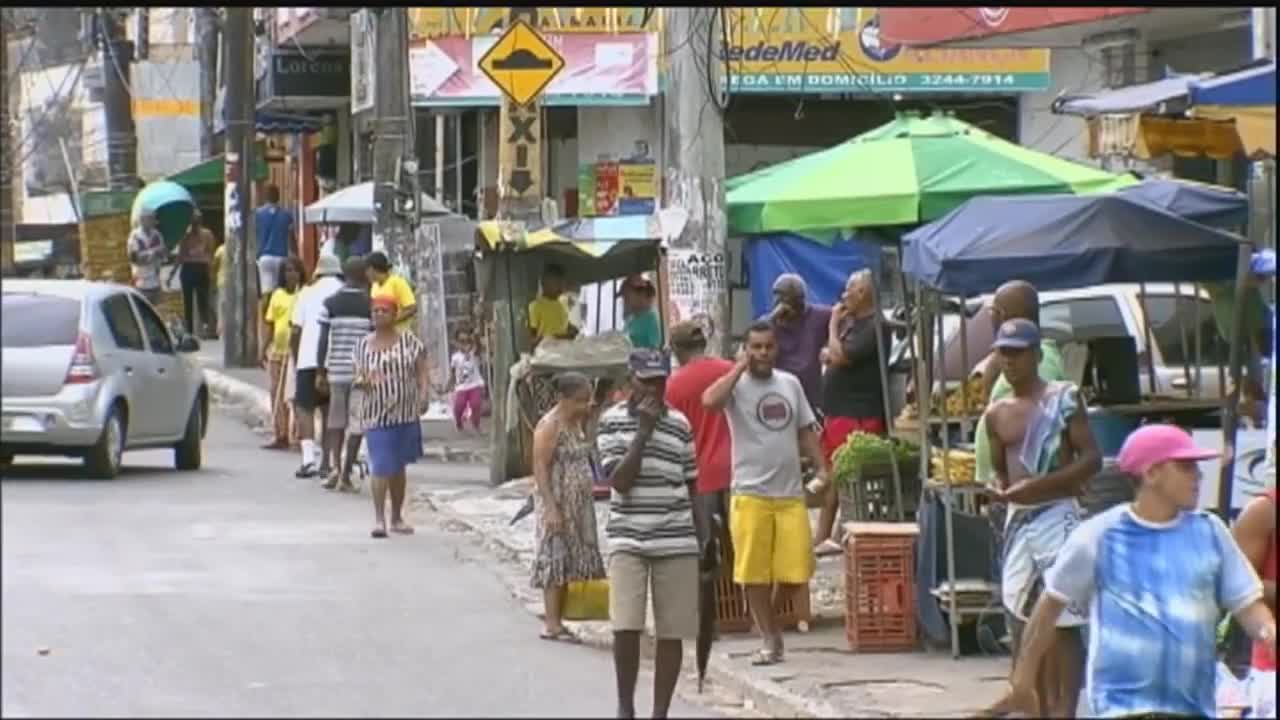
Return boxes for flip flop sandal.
[815,539,843,557]
[390,524,415,535]
[370,527,388,539]
[750,648,782,666]
[539,628,581,643]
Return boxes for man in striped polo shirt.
[598,349,701,720]
[317,257,373,492]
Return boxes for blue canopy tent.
[744,232,883,318]
[1115,177,1249,230]
[1188,60,1276,157]
[902,193,1243,296]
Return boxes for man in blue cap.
[984,318,1102,717]
[597,349,701,719]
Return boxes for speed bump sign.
[478,20,566,107]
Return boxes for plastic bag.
[562,580,610,621]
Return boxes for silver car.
[1,280,209,478]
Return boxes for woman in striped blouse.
[354,294,430,539]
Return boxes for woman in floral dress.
[531,372,606,641]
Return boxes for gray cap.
[314,253,342,277]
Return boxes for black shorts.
[294,368,329,412]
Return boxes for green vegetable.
[831,432,918,489]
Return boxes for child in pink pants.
[449,329,486,432]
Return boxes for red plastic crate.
[715,533,811,633]
[843,522,919,652]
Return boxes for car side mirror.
[177,336,201,353]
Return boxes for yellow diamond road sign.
[477,20,565,108]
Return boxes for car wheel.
[85,406,125,479]
[174,402,202,471]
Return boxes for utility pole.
[661,7,729,355]
[222,8,257,367]
[1,9,15,273]
[195,8,220,160]
[100,9,139,191]
[488,6,549,485]
[371,8,412,268]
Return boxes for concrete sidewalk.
[410,478,1012,718]
[196,338,490,464]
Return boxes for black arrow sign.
[516,145,528,168]
[510,170,534,195]
[508,114,536,143]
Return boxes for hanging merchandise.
[578,164,597,218]
[618,161,657,216]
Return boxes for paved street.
[1,409,719,718]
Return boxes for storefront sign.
[878,7,1151,46]
[410,33,657,107]
[350,10,375,114]
[267,49,351,99]
[410,8,657,39]
[720,8,1051,94]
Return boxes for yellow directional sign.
[477,20,565,108]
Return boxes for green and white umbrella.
[727,111,1137,236]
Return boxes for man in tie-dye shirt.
[988,425,1276,718]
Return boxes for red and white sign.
[878,8,1151,46]
[409,32,657,106]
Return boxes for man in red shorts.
[812,269,891,555]
[665,321,734,535]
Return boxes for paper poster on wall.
[617,162,656,216]
[593,161,619,217]
[667,248,727,338]
[578,164,597,218]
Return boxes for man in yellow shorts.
[702,320,829,666]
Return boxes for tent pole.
[959,295,972,440]
[1217,242,1254,518]
[1194,284,1204,396]
[870,260,904,522]
[1174,282,1194,398]
[937,295,960,661]
[1137,282,1158,396]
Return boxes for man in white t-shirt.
[290,254,344,479]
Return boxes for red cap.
[1116,424,1219,476]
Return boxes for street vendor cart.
[473,213,682,485]
[901,189,1256,659]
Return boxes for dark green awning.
[167,147,270,189]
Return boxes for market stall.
[474,212,684,484]
[902,190,1254,658]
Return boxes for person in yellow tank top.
[528,263,579,349]
[261,257,306,449]
[366,251,417,333]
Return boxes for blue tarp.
[1190,61,1276,106]
[745,232,882,317]
[902,193,1242,296]
[1117,177,1249,229]
[1053,73,1203,116]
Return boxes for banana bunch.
[930,448,977,485]
[930,377,987,418]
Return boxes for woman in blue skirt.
[353,294,429,538]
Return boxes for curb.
[202,365,490,464]
[414,491,842,719]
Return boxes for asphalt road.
[1,409,720,718]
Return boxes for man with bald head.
[765,274,831,414]
[974,280,1065,489]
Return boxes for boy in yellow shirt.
[366,251,416,333]
[528,263,578,349]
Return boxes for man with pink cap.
[988,424,1277,718]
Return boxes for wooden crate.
[843,522,919,653]
[714,533,812,633]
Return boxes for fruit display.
[930,447,977,485]
[898,376,988,425]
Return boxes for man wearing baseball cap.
[616,274,662,350]
[984,318,1101,717]
[989,424,1276,718]
[597,349,700,718]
